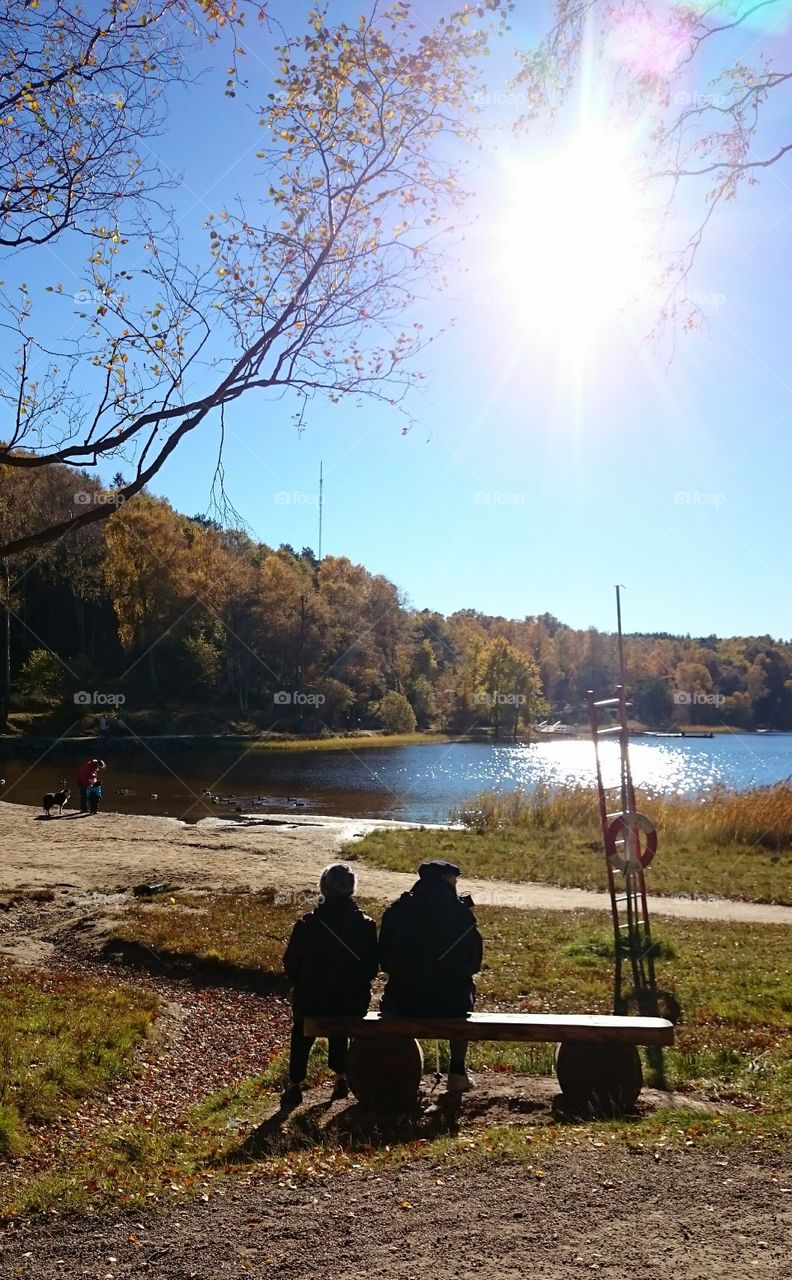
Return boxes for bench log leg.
[346,1036,424,1111]
[554,1042,643,1114]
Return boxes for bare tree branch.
[1,2,508,558]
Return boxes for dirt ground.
[1,800,791,1277]
[1,801,791,925]
[2,1141,790,1279]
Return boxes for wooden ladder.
[587,686,659,1017]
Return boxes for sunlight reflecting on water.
[434,738,772,799]
[377,735,792,820]
[406,739,727,796]
[3,732,792,823]
[514,740,724,795]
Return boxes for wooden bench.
[303,1012,675,1113]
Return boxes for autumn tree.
[477,634,545,740]
[102,494,192,694]
[184,522,264,712]
[256,549,316,699]
[0,461,112,724]
[10,459,792,733]
[409,673,437,729]
[746,647,792,728]
[0,2,505,558]
[381,688,416,735]
[0,0,253,249]
[317,556,396,710]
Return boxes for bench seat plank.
[303,1011,674,1047]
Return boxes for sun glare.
[493,133,654,350]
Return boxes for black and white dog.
[42,781,70,817]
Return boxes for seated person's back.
[280,863,378,1109]
[379,859,482,1018]
[284,885,377,1017]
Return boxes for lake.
[2,733,792,823]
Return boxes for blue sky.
[17,2,792,639]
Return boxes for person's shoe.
[280,1082,303,1108]
[447,1071,475,1093]
[330,1075,350,1101]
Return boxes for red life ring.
[605,812,657,872]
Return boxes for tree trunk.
[148,647,159,698]
[72,586,86,656]
[0,559,10,729]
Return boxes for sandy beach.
[2,800,791,924]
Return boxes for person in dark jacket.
[281,863,378,1108]
[379,859,483,1093]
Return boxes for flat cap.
[418,859,461,879]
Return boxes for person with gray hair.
[281,863,378,1108]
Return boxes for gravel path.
[2,1143,790,1278]
[2,802,791,925]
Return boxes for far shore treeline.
[2,463,792,736]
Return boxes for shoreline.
[0,730,455,757]
[1,801,791,925]
[1,725,781,756]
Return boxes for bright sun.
[492,132,653,350]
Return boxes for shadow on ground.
[226,1072,709,1163]
[99,935,290,995]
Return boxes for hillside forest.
[2,464,791,736]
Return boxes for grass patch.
[346,783,792,904]
[3,1043,344,1218]
[246,731,453,752]
[6,892,791,1216]
[0,963,157,1157]
[106,889,305,979]
[108,891,792,1115]
[472,907,792,1110]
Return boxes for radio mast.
[318,460,323,562]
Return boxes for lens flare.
[492,132,655,351]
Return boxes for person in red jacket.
[76,758,105,813]
[281,863,378,1108]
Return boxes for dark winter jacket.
[379,878,483,1017]
[283,898,378,1017]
